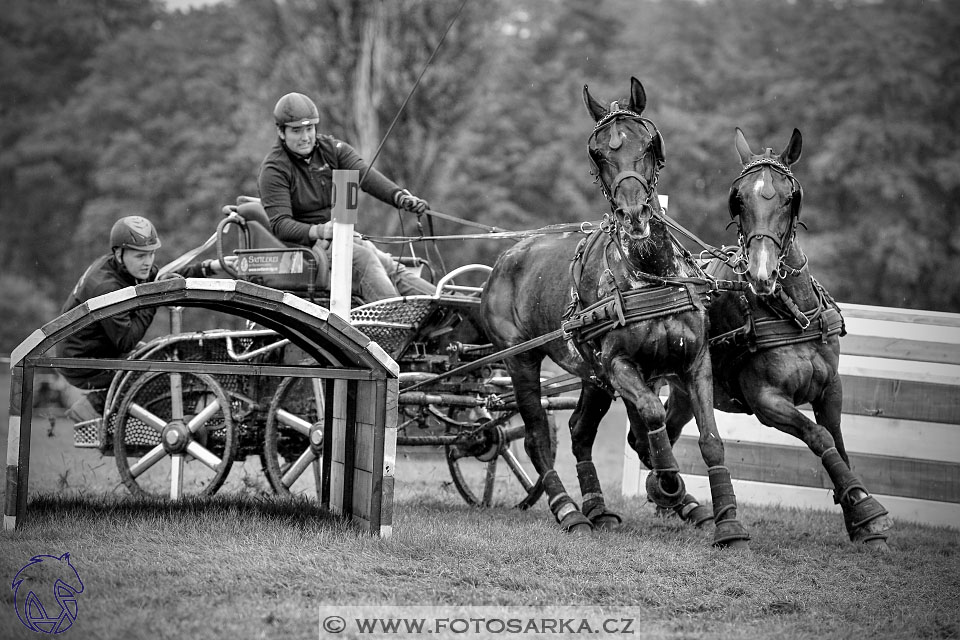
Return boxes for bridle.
[728,156,805,281]
[588,104,665,222]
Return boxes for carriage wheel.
[262,376,324,498]
[113,371,236,499]
[445,411,557,510]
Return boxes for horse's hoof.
[864,538,891,553]
[646,471,686,509]
[849,513,893,545]
[560,510,594,534]
[712,519,750,548]
[716,537,751,551]
[843,495,890,537]
[590,511,623,530]
[655,494,713,528]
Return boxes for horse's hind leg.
[569,381,621,529]
[812,379,892,547]
[508,353,592,533]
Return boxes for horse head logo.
[11,553,85,634]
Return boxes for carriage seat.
[224,196,324,293]
[225,196,429,301]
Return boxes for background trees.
[2,0,957,353]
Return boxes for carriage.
[69,197,579,508]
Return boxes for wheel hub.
[474,426,504,462]
[308,422,324,454]
[161,420,191,454]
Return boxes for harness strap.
[564,283,711,344]
[710,306,844,352]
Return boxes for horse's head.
[584,76,665,244]
[728,127,803,295]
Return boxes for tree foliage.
[1,0,957,353]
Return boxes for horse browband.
[590,108,654,135]
[733,156,797,187]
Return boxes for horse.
[480,77,750,547]
[663,127,892,548]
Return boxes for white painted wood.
[840,302,960,327]
[670,411,960,463]
[843,316,960,344]
[839,354,960,385]
[330,169,359,319]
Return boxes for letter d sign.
[332,170,359,224]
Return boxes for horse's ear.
[628,76,647,114]
[735,127,754,164]
[583,84,607,123]
[781,128,802,166]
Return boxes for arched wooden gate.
[4,278,398,536]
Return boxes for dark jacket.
[57,255,207,388]
[257,135,402,246]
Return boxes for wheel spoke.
[186,399,223,433]
[281,448,318,489]
[170,454,184,500]
[483,458,498,506]
[129,444,168,478]
[168,373,184,420]
[127,402,166,433]
[185,441,224,471]
[275,408,312,436]
[500,447,536,491]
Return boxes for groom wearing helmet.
[57,216,228,417]
[258,91,435,302]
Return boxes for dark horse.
[480,77,750,547]
[664,127,892,547]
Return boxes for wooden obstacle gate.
[622,302,960,529]
[4,278,398,536]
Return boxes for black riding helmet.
[273,92,320,129]
[110,216,161,251]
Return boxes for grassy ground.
[2,380,959,639]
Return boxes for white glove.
[309,221,334,241]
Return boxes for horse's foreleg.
[659,389,713,527]
[745,375,890,545]
[509,355,592,533]
[688,351,750,548]
[812,379,892,547]
[569,382,620,528]
[611,358,687,512]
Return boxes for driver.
[257,91,436,302]
[58,216,231,421]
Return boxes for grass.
[1,485,959,640]
[2,406,959,639]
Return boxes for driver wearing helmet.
[57,216,229,418]
[258,91,435,302]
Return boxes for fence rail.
[621,302,960,530]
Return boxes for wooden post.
[330,170,360,318]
